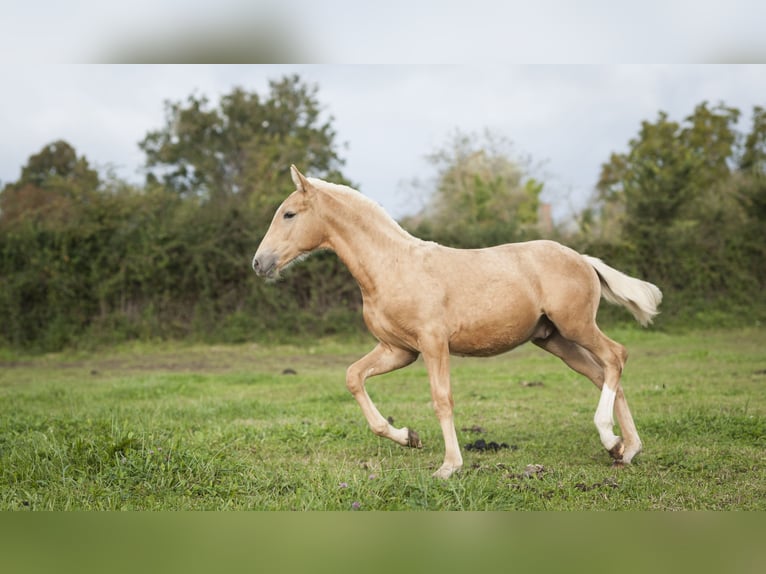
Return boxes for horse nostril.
[252,256,261,273]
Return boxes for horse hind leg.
[572,326,643,465]
[613,383,642,464]
[533,327,642,465]
[532,331,621,456]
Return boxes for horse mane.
[307,177,417,242]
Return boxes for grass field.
[0,327,764,510]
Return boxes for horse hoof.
[611,460,626,469]
[407,428,422,448]
[432,464,461,479]
[608,439,625,461]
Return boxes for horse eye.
[284,211,296,220]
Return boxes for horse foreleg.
[422,342,463,479]
[346,343,420,448]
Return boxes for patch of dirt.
[461,425,486,434]
[465,438,517,452]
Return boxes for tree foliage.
[2,89,765,351]
[582,101,766,323]
[402,129,545,247]
[740,106,766,173]
[139,75,346,211]
[0,77,359,350]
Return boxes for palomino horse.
[253,166,662,479]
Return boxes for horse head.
[252,165,326,279]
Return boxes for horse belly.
[447,303,541,357]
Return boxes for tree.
[740,105,766,174]
[0,78,364,350]
[139,75,346,212]
[583,101,766,323]
[0,140,100,229]
[18,140,99,189]
[594,102,741,239]
[590,102,743,274]
[139,75,358,335]
[736,106,766,294]
[0,141,104,347]
[403,129,545,247]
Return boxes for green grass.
[1,328,764,510]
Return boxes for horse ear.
[290,165,310,194]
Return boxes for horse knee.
[345,366,364,395]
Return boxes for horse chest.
[361,297,424,351]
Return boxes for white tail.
[583,255,663,327]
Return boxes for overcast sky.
[2,65,765,221]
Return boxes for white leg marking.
[594,385,621,451]
[432,415,463,479]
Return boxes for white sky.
[2,65,765,221]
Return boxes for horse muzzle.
[252,251,278,278]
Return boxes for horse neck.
[316,189,416,295]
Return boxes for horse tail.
[583,255,663,327]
